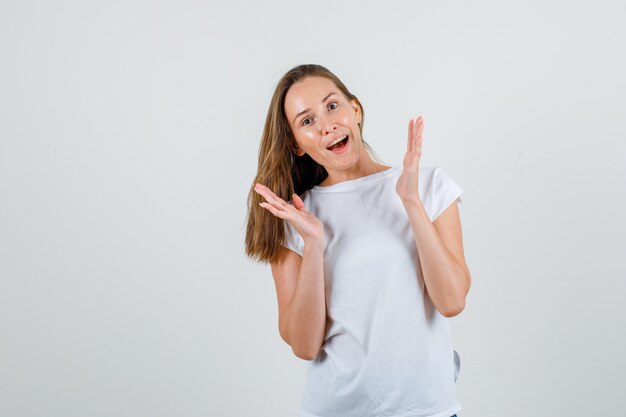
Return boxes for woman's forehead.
[285,77,340,116]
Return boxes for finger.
[255,184,289,208]
[414,117,423,151]
[410,117,418,153]
[259,201,287,219]
[416,116,424,137]
[407,118,414,152]
[292,193,306,211]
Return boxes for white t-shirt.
[282,165,464,417]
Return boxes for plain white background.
[1,1,625,416]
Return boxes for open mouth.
[327,135,349,152]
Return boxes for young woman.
[245,64,470,417]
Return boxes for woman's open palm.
[254,183,324,243]
[396,116,424,205]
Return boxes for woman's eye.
[302,118,312,126]
[328,102,338,110]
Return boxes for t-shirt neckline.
[311,166,398,193]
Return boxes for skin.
[283,76,389,187]
[397,116,471,316]
[254,76,471,335]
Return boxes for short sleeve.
[430,167,464,222]
[282,219,304,257]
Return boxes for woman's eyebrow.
[292,92,337,124]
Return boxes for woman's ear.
[351,99,362,125]
[291,141,305,157]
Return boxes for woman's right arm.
[254,183,327,361]
[271,237,326,361]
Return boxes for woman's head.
[284,75,366,176]
[245,64,383,263]
[282,66,364,155]
[261,64,380,192]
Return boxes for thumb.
[292,193,306,211]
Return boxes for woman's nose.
[320,115,338,134]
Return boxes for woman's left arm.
[396,116,471,317]
[403,199,471,317]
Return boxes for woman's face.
[284,76,364,171]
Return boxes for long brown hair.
[244,64,384,264]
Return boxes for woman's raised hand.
[254,183,324,244]
[396,116,424,205]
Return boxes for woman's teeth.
[327,135,348,150]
